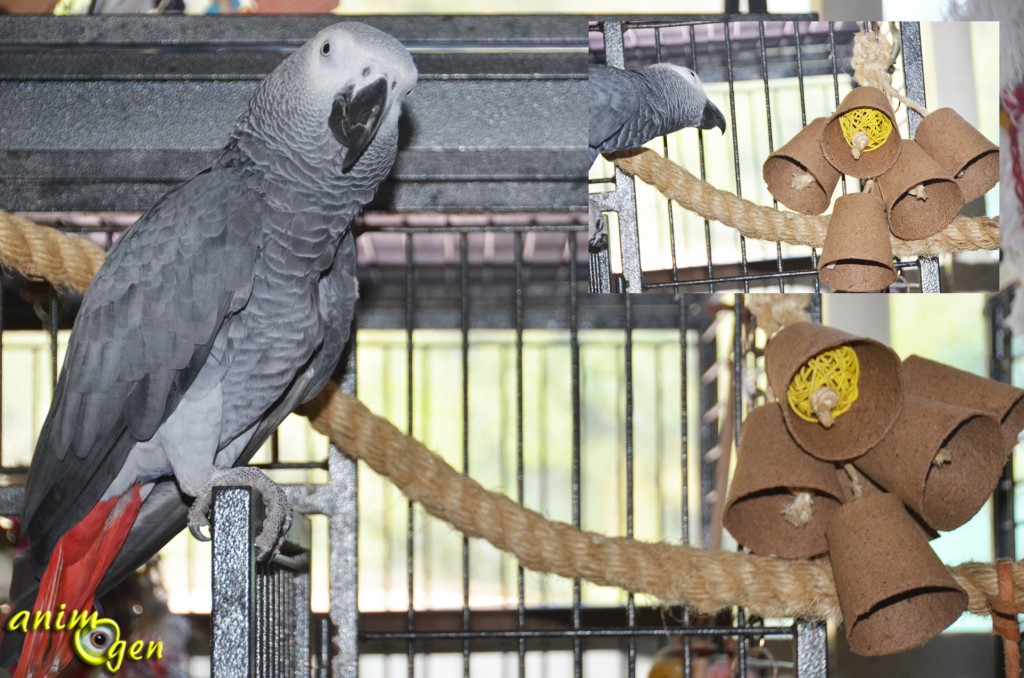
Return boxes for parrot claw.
[188,520,212,543]
[188,467,293,562]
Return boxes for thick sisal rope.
[0,211,106,295]
[610,148,1000,257]
[0,210,1018,622]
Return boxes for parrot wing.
[589,64,642,152]
[20,161,262,569]
[96,226,360,599]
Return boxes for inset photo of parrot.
[0,21,416,676]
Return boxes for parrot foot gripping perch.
[187,467,293,562]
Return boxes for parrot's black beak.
[700,100,727,134]
[329,77,390,172]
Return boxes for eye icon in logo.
[72,618,121,666]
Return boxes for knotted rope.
[850,29,930,119]
[0,211,1019,623]
[610,148,1000,257]
[746,293,812,337]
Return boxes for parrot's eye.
[320,41,331,56]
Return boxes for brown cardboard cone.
[821,87,902,179]
[819,192,897,292]
[763,117,840,214]
[764,322,903,461]
[914,107,999,202]
[835,465,940,540]
[723,403,843,559]
[827,493,967,656]
[853,395,1005,531]
[903,355,1024,452]
[877,140,964,241]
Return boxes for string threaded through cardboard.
[787,346,860,426]
[843,464,864,499]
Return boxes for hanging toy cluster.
[761,30,999,293]
[723,322,1024,656]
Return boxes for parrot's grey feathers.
[101,232,357,604]
[588,62,726,165]
[588,63,644,151]
[21,162,263,563]
[232,230,359,468]
[10,21,415,638]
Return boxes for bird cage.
[0,13,949,678]
[588,19,998,294]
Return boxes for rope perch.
[0,210,1018,623]
[0,211,105,295]
[610,148,1000,258]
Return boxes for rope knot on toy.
[850,29,930,119]
[782,491,815,527]
[790,171,816,191]
[786,346,860,428]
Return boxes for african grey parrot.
[1,22,416,675]
[589,62,726,165]
[588,62,725,250]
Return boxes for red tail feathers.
[13,484,143,678]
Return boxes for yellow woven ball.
[839,108,893,153]
[786,346,860,424]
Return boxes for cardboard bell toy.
[827,493,967,656]
[818,192,897,292]
[914,107,999,202]
[877,140,964,241]
[764,322,903,462]
[723,403,843,559]
[903,355,1024,452]
[820,86,902,179]
[853,395,1006,531]
[763,117,840,215]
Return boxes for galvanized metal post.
[900,21,927,138]
[918,257,942,293]
[211,487,256,677]
[592,20,643,293]
[795,620,828,677]
[327,445,359,677]
[988,293,1017,559]
[899,21,944,294]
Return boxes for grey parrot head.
[235,22,418,182]
[312,23,418,172]
[662,63,726,134]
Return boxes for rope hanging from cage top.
[608,148,999,256]
[0,210,1018,624]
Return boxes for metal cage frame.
[0,14,876,677]
[587,19,944,294]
